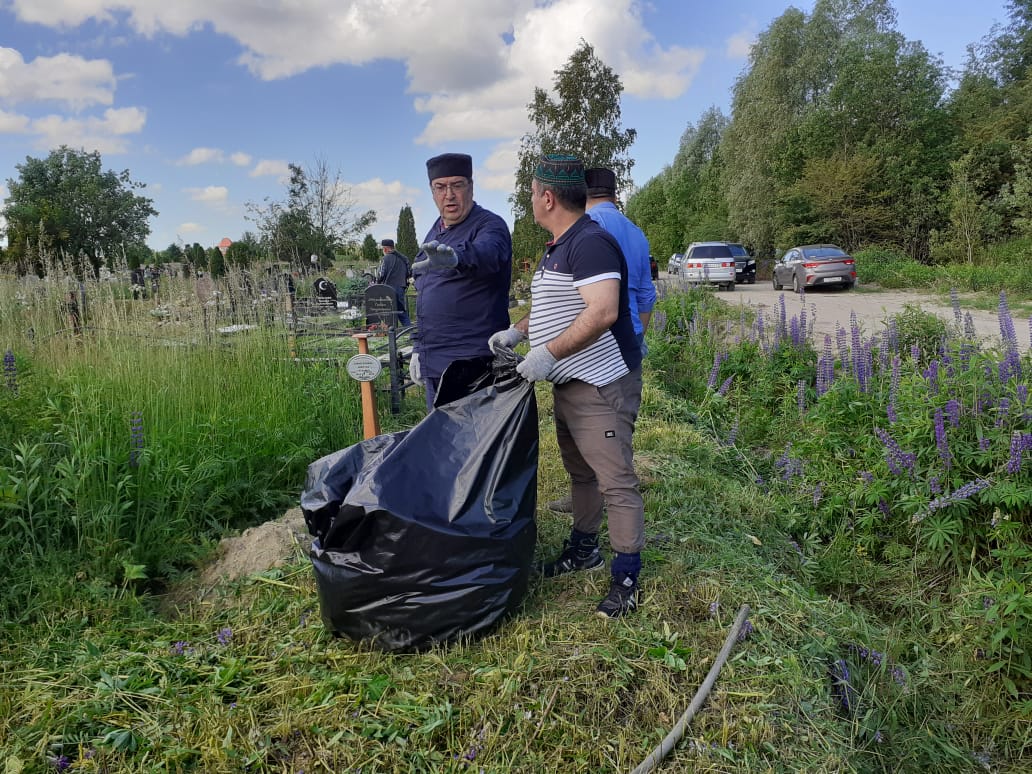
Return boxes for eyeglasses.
[431,180,469,195]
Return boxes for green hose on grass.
[628,604,752,774]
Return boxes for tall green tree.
[396,205,419,258]
[2,146,157,276]
[207,246,225,278]
[361,234,379,264]
[510,40,637,270]
[247,158,375,270]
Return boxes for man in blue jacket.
[409,153,512,409]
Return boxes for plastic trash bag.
[301,354,538,651]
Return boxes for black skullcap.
[534,153,584,188]
[585,167,617,197]
[426,153,473,182]
[380,238,395,248]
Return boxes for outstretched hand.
[412,241,458,272]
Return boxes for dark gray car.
[772,244,856,292]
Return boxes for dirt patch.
[160,507,313,615]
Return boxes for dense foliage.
[2,146,157,277]
[510,40,637,274]
[396,204,419,259]
[629,0,1032,267]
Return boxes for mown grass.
[1,269,1030,772]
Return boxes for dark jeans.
[395,287,411,326]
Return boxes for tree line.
[627,0,1032,265]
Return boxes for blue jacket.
[587,201,656,336]
[413,203,512,378]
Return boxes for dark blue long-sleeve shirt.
[413,203,512,379]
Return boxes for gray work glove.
[515,345,557,383]
[488,326,527,356]
[412,241,458,272]
[409,351,424,386]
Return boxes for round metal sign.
[346,353,382,382]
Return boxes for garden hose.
[628,604,751,774]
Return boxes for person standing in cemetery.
[545,166,656,514]
[487,154,645,618]
[410,153,512,409]
[375,238,411,326]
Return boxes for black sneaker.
[596,573,639,618]
[540,540,605,578]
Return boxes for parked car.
[667,253,685,275]
[675,242,736,291]
[724,242,756,284]
[772,244,856,292]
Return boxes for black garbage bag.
[301,354,538,651]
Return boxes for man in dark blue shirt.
[409,153,512,409]
[375,238,411,326]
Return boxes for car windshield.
[690,245,733,259]
[804,246,848,259]
[726,244,749,257]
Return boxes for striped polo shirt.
[528,214,642,386]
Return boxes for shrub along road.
[660,276,1019,349]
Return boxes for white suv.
[676,242,736,291]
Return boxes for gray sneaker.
[545,493,574,513]
[596,573,639,618]
[540,540,605,577]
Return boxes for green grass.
[1,269,1030,772]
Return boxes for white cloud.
[29,106,146,154]
[726,27,756,59]
[250,159,291,181]
[9,1,701,148]
[178,221,205,234]
[349,177,424,234]
[177,147,224,165]
[185,185,229,204]
[479,140,520,194]
[0,46,116,109]
[229,151,252,166]
[0,109,31,134]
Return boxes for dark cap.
[585,167,617,197]
[426,153,473,182]
[533,153,585,188]
[380,238,395,248]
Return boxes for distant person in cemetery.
[375,238,411,326]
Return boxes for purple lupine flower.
[875,427,915,477]
[950,288,962,327]
[1007,431,1023,474]
[860,471,874,484]
[850,312,862,375]
[964,312,977,339]
[999,291,1017,349]
[737,619,754,642]
[830,659,855,711]
[959,341,974,371]
[929,475,941,495]
[813,483,823,507]
[923,360,940,395]
[797,380,806,416]
[725,420,739,447]
[891,666,907,686]
[754,310,765,344]
[1017,384,1028,405]
[996,397,1011,428]
[718,375,734,396]
[652,310,667,334]
[887,317,899,354]
[777,295,787,343]
[171,641,189,656]
[886,356,901,425]
[910,343,921,362]
[129,411,144,468]
[925,478,991,514]
[999,348,1021,383]
[3,350,16,396]
[708,600,720,617]
[877,499,891,518]
[49,756,71,771]
[879,329,890,371]
[707,351,726,389]
[979,437,991,451]
[934,408,951,470]
[944,399,961,428]
[217,627,233,646]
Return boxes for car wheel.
[792,274,801,293]
[726,282,735,292]
[748,276,755,284]
[772,273,782,290]
[843,282,855,290]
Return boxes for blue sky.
[0,0,1012,253]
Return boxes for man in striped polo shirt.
[488,154,645,618]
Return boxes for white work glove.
[516,345,557,383]
[488,326,527,356]
[409,351,424,386]
[412,241,458,272]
